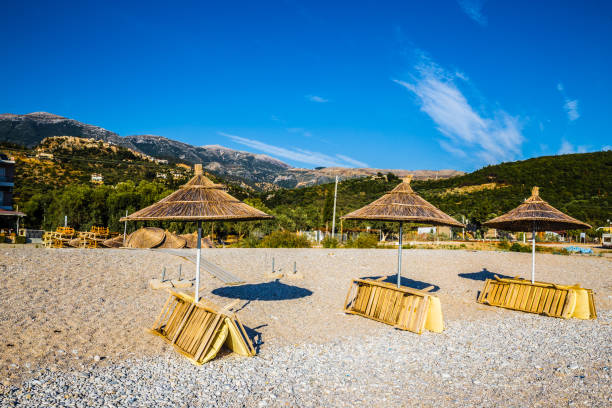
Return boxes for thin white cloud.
[557,140,574,155]
[305,95,329,103]
[286,127,312,138]
[564,99,580,121]
[603,145,612,151]
[558,140,588,155]
[455,71,469,81]
[438,140,467,158]
[458,0,488,26]
[393,57,523,164]
[335,154,369,168]
[557,82,580,121]
[220,132,369,168]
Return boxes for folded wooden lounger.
[477,276,596,319]
[344,278,444,334]
[150,289,255,364]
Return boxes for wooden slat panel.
[555,290,568,316]
[344,279,435,334]
[519,285,533,310]
[365,286,377,316]
[536,288,551,314]
[150,292,256,365]
[545,290,560,315]
[491,283,504,304]
[477,278,585,319]
[528,287,542,312]
[507,283,520,308]
[496,284,510,304]
[478,280,492,303]
[355,284,368,311]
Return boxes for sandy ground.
[0,247,610,387]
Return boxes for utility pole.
[123,209,128,245]
[331,176,338,238]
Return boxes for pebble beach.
[0,247,610,407]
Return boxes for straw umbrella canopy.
[125,227,166,248]
[342,175,464,287]
[121,164,273,300]
[483,186,591,283]
[158,230,187,249]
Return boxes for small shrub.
[322,236,339,248]
[510,243,532,253]
[231,235,261,248]
[345,233,379,248]
[258,231,312,248]
[497,241,511,250]
[14,236,27,244]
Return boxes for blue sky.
[2,1,611,171]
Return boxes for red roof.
[0,209,26,217]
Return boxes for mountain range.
[0,112,463,188]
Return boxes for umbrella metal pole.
[397,222,403,288]
[531,222,535,284]
[123,209,128,245]
[195,221,202,302]
[331,175,338,238]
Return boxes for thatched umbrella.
[125,227,166,248]
[158,230,187,249]
[121,164,273,301]
[342,176,464,287]
[483,186,591,283]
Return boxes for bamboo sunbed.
[477,276,596,319]
[344,278,444,334]
[150,289,255,365]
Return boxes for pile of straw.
[124,227,206,249]
[179,231,215,248]
[103,235,125,248]
[158,230,187,249]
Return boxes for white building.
[90,173,103,184]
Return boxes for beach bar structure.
[341,176,463,334]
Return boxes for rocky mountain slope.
[0,112,135,149]
[126,135,291,188]
[0,112,463,188]
[282,167,463,188]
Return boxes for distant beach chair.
[43,226,75,248]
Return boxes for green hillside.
[0,140,254,232]
[262,151,612,233]
[3,139,610,238]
